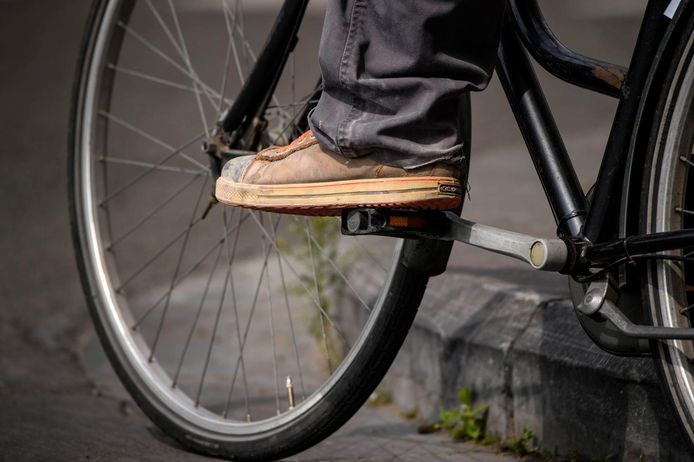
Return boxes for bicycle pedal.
[341,208,447,238]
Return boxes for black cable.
[574,253,694,283]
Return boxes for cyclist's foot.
[215,131,462,216]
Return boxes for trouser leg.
[308,0,505,169]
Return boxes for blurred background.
[0,0,646,460]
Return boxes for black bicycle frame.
[216,0,694,264]
[500,0,673,242]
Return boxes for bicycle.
[69,0,694,460]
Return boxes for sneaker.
[215,130,462,215]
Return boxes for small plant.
[435,387,489,442]
[500,426,539,457]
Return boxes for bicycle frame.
[501,0,672,243]
[213,0,694,269]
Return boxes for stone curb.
[345,267,691,461]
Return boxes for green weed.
[500,426,539,457]
[435,387,490,442]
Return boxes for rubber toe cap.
[221,155,254,183]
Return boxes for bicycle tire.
[69,1,465,460]
[640,16,694,453]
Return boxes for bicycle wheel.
[69,1,462,460]
[641,21,694,449]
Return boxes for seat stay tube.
[581,0,671,243]
[496,21,587,238]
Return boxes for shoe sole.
[215,176,462,216]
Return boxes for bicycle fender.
[620,0,693,241]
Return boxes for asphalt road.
[0,1,644,460]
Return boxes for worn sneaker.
[215,130,462,215]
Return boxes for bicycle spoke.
[246,210,348,346]
[217,0,235,114]
[222,0,284,112]
[264,87,322,143]
[195,258,229,407]
[109,174,202,249]
[222,0,247,85]
[117,214,203,291]
[265,220,281,415]
[131,212,251,327]
[194,213,242,407]
[144,0,186,62]
[349,236,388,273]
[222,0,258,63]
[172,234,225,387]
[99,111,207,171]
[306,229,372,314]
[306,218,333,373]
[676,207,694,216]
[148,177,210,361]
[108,63,208,96]
[291,49,296,120]
[117,20,219,108]
[144,0,224,112]
[99,131,205,205]
[115,228,187,290]
[220,208,251,420]
[225,213,279,420]
[270,103,308,145]
[238,1,249,72]
[270,221,307,400]
[266,99,320,111]
[166,0,212,137]
[100,156,208,176]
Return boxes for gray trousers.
[308,0,506,169]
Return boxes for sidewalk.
[0,312,521,461]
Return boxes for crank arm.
[341,208,568,272]
[441,211,568,271]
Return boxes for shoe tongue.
[256,131,317,161]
